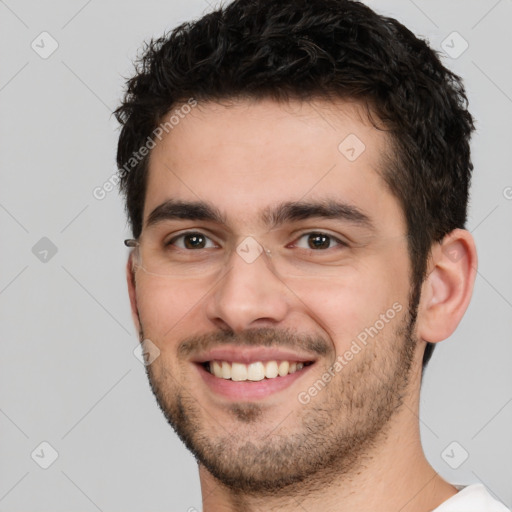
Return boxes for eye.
[293,232,346,250]
[167,232,217,250]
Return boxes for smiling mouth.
[203,360,314,381]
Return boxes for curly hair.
[115,0,475,370]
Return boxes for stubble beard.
[143,299,419,497]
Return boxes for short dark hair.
[115,0,475,370]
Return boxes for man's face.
[129,99,422,492]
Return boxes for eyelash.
[291,232,348,250]
[166,232,217,249]
[165,231,348,250]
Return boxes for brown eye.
[293,232,347,251]
[307,233,333,249]
[183,233,207,249]
[167,232,216,249]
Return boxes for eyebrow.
[145,199,374,231]
[146,200,226,228]
[263,199,374,231]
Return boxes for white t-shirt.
[433,483,510,511]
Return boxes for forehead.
[144,98,404,235]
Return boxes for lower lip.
[195,363,313,401]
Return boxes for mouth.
[192,347,317,401]
[203,359,314,381]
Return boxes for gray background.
[0,0,511,510]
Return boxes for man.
[115,1,509,510]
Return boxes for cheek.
[135,278,205,342]
[292,257,409,351]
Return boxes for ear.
[126,255,141,336]
[416,229,477,343]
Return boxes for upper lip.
[191,346,318,365]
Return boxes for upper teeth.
[209,360,305,381]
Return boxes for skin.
[126,98,477,512]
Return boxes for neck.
[197,371,458,512]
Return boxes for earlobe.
[126,256,141,335]
[417,229,477,343]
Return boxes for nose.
[205,246,292,333]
